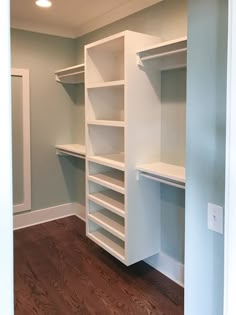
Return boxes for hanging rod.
[139,47,187,62]
[140,172,185,190]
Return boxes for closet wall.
[11,29,84,211]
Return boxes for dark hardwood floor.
[14,216,184,315]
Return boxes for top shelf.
[55,64,85,84]
[136,37,187,71]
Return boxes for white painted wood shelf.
[87,153,125,171]
[55,64,85,84]
[88,229,125,262]
[88,209,125,240]
[88,190,125,215]
[56,144,86,159]
[87,120,125,127]
[137,37,187,70]
[88,171,125,194]
[86,31,161,265]
[137,162,185,189]
[87,80,125,89]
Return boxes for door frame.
[12,68,31,213]
[224,0,236,314]
[0,0,14,314]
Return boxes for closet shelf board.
[56,144,86,159]
[88,210,125,240]
[88,172,125,194]
[137,162,186,183]
[55,64,85,84]
[88,229,125,262]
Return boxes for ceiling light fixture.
[35,0,52,8]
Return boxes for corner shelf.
[55,64,85,84]
[137,162,185,189]
[136,37,187,70]
[56,144,86,159]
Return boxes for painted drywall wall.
[185,0,227,314]
[12,75,24,205]
[11,29,85,211]
[76,0,187,268]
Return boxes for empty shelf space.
[88,171,125,194]
[56,144,86,159]
[137,162,185,188]
[88,153,125,171]
[88,209,125,240]
[88,228,125,262]
[55,64,85,84]
[88,190,125,217]
[87,120,124,127]
[87,80,125,89]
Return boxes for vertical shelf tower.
[85,31,161,265]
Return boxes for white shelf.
[56,144,86,159]
[87,153,125,171]
[87,80,125,89]
[55,64,85,84]
[137,37,187,70]
[137,162,185,189]
[88,171,125,194]
[88,229,125,262]
[87,120,124,128]
[88,190,125,217]
[88,209,125,241]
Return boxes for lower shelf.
[88,190,125,217]
[88,209,125,241]
[88,228,125,262]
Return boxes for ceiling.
[11,0,163,38]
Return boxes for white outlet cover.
[208,203,224,234]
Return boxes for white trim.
[145,252,184,287]
[0,0,14,313]
[11,0,163,39]
[224,1,236,314]
[11,68,31,213]
[13,202,86,230]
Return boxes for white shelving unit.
[56,144,86,159]
[85,31,161,265]
[137,37,187,70]
[55,64,85,84]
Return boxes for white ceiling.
[11,0,163,38]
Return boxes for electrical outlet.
[208,203,224,234]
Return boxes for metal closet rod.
[139,47,187,62]
[140,172,185,190]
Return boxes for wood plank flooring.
[14,216,184,315]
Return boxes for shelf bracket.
[136,53,144,67]
[138,171,185,190]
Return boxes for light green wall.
[185,0,227,314]
[11,29,84,211]
[76,0,187,63]
[76,0,187,265]
[12,76,24,205]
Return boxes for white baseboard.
[145,252,184,287]
[13,202,86,230]
[72,202,86,222]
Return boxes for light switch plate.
[208,203,224,234]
